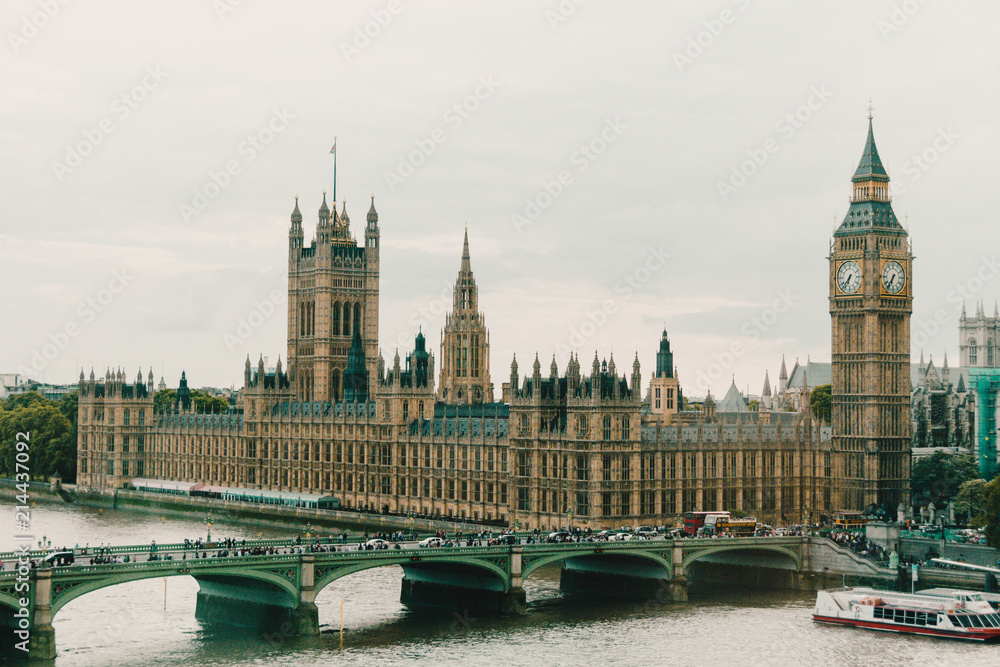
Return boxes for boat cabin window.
[969,615,984,628]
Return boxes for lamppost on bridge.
[204,513,212,543]
[567,508,574,533]
[37,536,51,553]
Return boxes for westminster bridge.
[0,535,904,660]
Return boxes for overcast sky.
[3,1,997,400]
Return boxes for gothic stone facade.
[77,185,840,529]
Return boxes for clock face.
[882,260,906,294]
[837,260,861,294]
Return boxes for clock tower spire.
[829,111,913,514]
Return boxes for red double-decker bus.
[684,511,731,535]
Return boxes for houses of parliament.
[75,118,913,528]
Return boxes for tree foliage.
[911,451,981,509]
[984,476,1000,549]
[810,384,831,424]
[0,391,76,482]
[190,389,229,413]
[154,388,229,414]
[153,389,177,414]
[955,478,989,527]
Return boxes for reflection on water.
[12,501,997,666]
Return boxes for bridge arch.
[313,552,510,596]
[521,547,673,582]
[681,543,802,574]
[0,592,21,613]
[49,566,300,617]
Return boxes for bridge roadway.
[0,535,888,660]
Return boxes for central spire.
[852,116,889,183]
[836,111,902,236]
[461,224,471,274]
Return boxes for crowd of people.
[828,530,890,563]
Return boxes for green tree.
[153,388,177,413]
[154,388,228,413]
[810,384,831,424]
[911,451,980,508]
[190,389,229,413]
[984,477,1000,548]
[0,392,76,482]
[58,390,78,427]
[955,478,989,527]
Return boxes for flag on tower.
[330,143,336,154]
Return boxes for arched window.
[123,409,130,426]
[354,303,362,338]
[989,340,995,367]
[970,339,978,365]
[402,400,409,422]
[602,415,612,441]
[330,369,341,403]
[332,302,341,336]
[621,415,630,439]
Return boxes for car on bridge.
[418,537,446,548]
[363,539,391,550]
[635,527,657,539]
[547,531,572,543]
[43,551,75,567]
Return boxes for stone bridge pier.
[194,554,319,637]
[399,548,526,616]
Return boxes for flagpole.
[332,137,337,202]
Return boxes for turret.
[177,370,191,411]
[289,196,304,255]
[366,195,380,250]
[631,352,641,393]
[316,191,332,246]
[510,354,519,396]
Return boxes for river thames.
[5,502,995,666]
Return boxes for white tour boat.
[813,587,1000,642]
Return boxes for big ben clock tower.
[829,111,912,514]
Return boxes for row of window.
[968,338,995,365]
[88,408,147,425]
